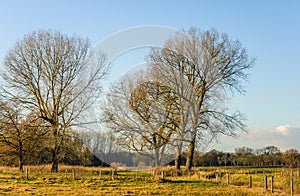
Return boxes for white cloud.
[276,125,291,135]
[211,125,300,152]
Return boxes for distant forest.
[107,145,300,168]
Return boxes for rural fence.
[1,165,299,195]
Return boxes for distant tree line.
[1,112,299,170]
[0,102,298,169]
[192,146,300,168]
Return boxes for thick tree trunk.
[154,147,159,167]
[175,153,181,170]
[185,133,196,170]
[174,144,182,171]
[51,124,60,173]
[18,142,24,172]
[19,160,24,173]
[51,149,59,172]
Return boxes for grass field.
[0,165,298,195]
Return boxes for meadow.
[0,165,299,195]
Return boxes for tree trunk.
[18,141,24,172]
[19,160,24,173]
[51,149,59,172]
[50,123,62,173]
[153,134,160,167]
[154,147,159,167]
[185,133,196,170]
[175,144,182,171]
[175,153,181,170]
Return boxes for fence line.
[1,166,299,195]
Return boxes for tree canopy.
[0,30,107,172]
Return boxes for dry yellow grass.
[0,178,282,196]
[0,165,298,195]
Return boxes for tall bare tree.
[1,30,107,172]
[148,28,254,170]
[103,72,178,167]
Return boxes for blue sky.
[1,0,300,152]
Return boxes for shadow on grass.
[160,179,219,186]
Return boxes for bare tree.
[257,146,282,166]
[0,102,48,171]
[148,28,254,170]
[234,147,254,166]
[0,30,107,172]
[103,72,177,167]
[283,149,299,168]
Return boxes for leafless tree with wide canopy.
[1,30,107,172]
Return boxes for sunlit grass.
[0,165,298,195]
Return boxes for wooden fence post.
[290,178,294,196]
[111,169,115,180]
[270,176,274,193]
[72,169,75,180]
[26,168,29,180]
[227,173,230,185]
[249,176,252,188]
[264,176,268,190]
[99,170,102,179]
[161,171,165,180]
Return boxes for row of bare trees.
[195,146,300,168]
[1,28,254,172]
